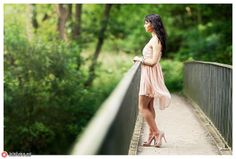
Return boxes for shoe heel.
[142,136,155,146]
[163,134,167,143]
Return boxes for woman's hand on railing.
[133,56,142,63]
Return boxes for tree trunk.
[84,4,112,87]
[68,4,73,21]
[30,4,39,32]
[72,4,82,41]
[197,4,202,24]
[57,4,68,40]
[42,13,49,21]
[42,5,52,22]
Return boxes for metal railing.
[70,62,141,155]
[183,61,232,147]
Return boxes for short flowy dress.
[139,39,171,110]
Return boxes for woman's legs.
[139,95,159,136]
[139,96,167,147]
[149,98,156,119]
[147,98,156,136]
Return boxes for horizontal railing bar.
[183,60,232,148]
[70,62,141,155]
[184,60,232,69]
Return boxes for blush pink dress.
[139,40,171,110]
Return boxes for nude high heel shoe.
[143,133,158,146]
[154,131,167,147]
[142,135,155,146]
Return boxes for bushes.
[5,38,81,154]
[160,59,183,92]
[5,3,232,155]
[4,23,94,153]
[4,26,132,154]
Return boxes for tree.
[30,4,39,32]
[57,4,68,40]
[85,4,112,87]
[72,4,82,41]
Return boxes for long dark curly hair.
[144,14,167,54]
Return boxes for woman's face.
[144,21,153,33]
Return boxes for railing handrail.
[183,61,232,148]
[70,62,141,155]
[184,60,232,69]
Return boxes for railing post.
[183,61,232,148]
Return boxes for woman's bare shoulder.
[150,36,161,47]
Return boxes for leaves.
[3,4,232,154]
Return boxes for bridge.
[70,61,232,155]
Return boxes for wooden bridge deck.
[129,93,231,155]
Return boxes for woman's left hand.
[133,56,142,62]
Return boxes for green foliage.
[105,4,232,65]
[107,4,154,53]
[4,28,86,153]
[164,4,232,64]
[4,9,132,153]
[161,60,183,92]
[3,3,232,154]
[93,52,133,100]
[80,5,104,44]
[35,4,59,41]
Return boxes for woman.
[133,14,171,147]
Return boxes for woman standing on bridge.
[133,14,171,147]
